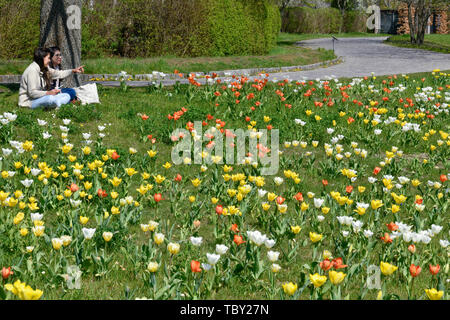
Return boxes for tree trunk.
[415,0,431,46]
[407,2,416,44]
[40,0,82,87]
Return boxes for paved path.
[2,37,449,87]
[270,36,450,80]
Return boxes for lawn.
[385,34,450,54]
[0,32,392,76]
[0,33,339,76]
[0,69,448,300]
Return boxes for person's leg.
[54,93,71,107]
[31,95,56,109]
[61,88,77,101]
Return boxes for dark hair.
[48,46,61,59]
[33,47,52,90]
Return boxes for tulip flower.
[167,242,180,255]
[380,262,398,276]
[282,282,297,296]
[103,232,113,242]
[147,262,159,273]
[2,266,13,280]
[429,264,440,275]
[154,233,165,245]
[320,259,332,271]
[4,280,43,300]
[309,273,327,288]
[233,235,245,246]
[190,260,202,273]
[425,288,444,300]
[332,258,347,269]
[309,232,323,243]
[409,264,421,277]
[329,271,346,285]
[154,193,162,202]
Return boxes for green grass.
[277,32,391,45]
[385,34,450,54]
[0,70,448,300]
[0,33,341,76]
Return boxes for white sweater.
[18,61,73,107]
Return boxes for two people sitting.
[18,47,84,109]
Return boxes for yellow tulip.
[147,262,159,273]
[371,200,383,210]
[309,273,327,288]
[425,288,444,300]
[329,270,346,285]
[167,242,180,255]
[79,216,89,225]
[291,226,301,234]
[309,232,323,243]
[380,261,398,275]
[102,232,113,242]
[282,282,298,296]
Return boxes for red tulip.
[276,196,285,205]
[230,223,239,233]
[381,233,393,244]
[70,183,79,193]
[320,259,332,271]
[429,264,440,275]
[322,179,328,187]
[154,193,162,203]
[440,174,448,183]
[408,244,416,254]
[345,185,353,194]
[97,189,107,198]
[409,264,421,277]
[174,174,182,182]
[111,152,120,160]
[332,258,348,269]
[215,205,223,215]
[386,222,399,231]
[373,167,381,175]
[293,192,303,202]
[190,260,202,273]
[233,235,245,246]
[2,267,13,280]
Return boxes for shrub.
[0,0,40,59]
[343,10,368,33]
[0,0,280,59]
[283,7,367,34]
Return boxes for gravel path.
[270,36,450,80]
[4,37,447,87]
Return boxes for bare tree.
[40,0,82,87]
[401,0,447,45]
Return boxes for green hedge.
[0,0,40,60]
[0,0,280,59]
[343,11,368,33]
[283,7,367,34]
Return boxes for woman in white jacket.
[18,47,84,109]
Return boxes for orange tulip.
[320,259,332,271]
[410,264,421,277]
[233,235,245,246]
[429,264,440,275]
[190,260,202,273]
